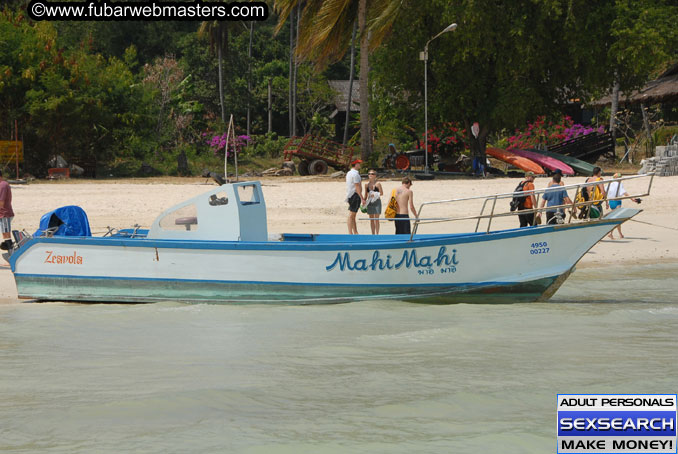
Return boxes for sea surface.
[1,263,677,454]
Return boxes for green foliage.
[1,1,675,177]
[245,133,289,158]
[653,126,678,146]
[370,0,678,153]
[609,0,678,90]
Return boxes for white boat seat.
[175,217,198,231]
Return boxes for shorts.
[366,199,382,215]
[518,212,534,227]
[0,217,12,234]
[609,200,622,210]
[347,193,361,213]
[395,214,410,234]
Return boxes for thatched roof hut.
[589,63,678,106]
[327,80,359,119]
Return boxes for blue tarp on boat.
[34,205,92,237]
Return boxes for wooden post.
[224,114,239,182]
[224,114,233,181]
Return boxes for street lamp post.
[422,23,457,175]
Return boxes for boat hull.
[10,220,623,304]
[14,274,563,304]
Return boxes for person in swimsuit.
[394,177,418,234]
[363,169,383,234]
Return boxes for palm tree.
[343,20,357,147]
[274,0,401,159]
[198,21,230,124]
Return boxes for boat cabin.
[147,182,268,241]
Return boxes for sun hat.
[351,159,363,165]
[525,171,535,177]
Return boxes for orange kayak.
[486,147,545,174]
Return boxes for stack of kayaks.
[486,147,594,176]
[509,149,574,175]
[528,148,596,176]
[485,147,545,174]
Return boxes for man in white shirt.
[606,173,641,239]
[346,159,365,234]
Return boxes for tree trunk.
[292,5,300,137]
[177,149,189,176]
[247,21,254,137]
[343,21,358,146]
[267,78,272,134]
[357,0,372,159]
[358,0,372,160]
[288,10,294,137]
[217,34,225,125]
[640,102,654,158]
[609,76,620,143]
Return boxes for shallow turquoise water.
[1,263,677,453]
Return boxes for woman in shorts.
[363,169,383,234]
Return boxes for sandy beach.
[1,174,675,303]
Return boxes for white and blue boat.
[7,176,652,304]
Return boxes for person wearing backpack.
[513,172,537,227]
[584,166,606,219]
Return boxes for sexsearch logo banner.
[557,394,677,453]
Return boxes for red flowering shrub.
[423,122,469,154]
[506,116,605,150]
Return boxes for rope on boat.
[629,219,678,232]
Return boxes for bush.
[654,126,678,145]
[247,133,289,158]
[506,115,605,149]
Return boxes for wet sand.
[1,175,675,302]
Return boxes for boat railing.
[399,173,655,240]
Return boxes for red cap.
[351,159,363,165]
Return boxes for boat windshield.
[237,184,260,205]
[158,203,199,232]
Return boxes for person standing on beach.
[0,170,14,251]
[585,166,606,218]
[394,177,418,234]
[548,169,564,187]
[518,172,537,227]
[346,159,365,234]
[363,169,383,234]
[539,173,572,224]
[606,173,641,239]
